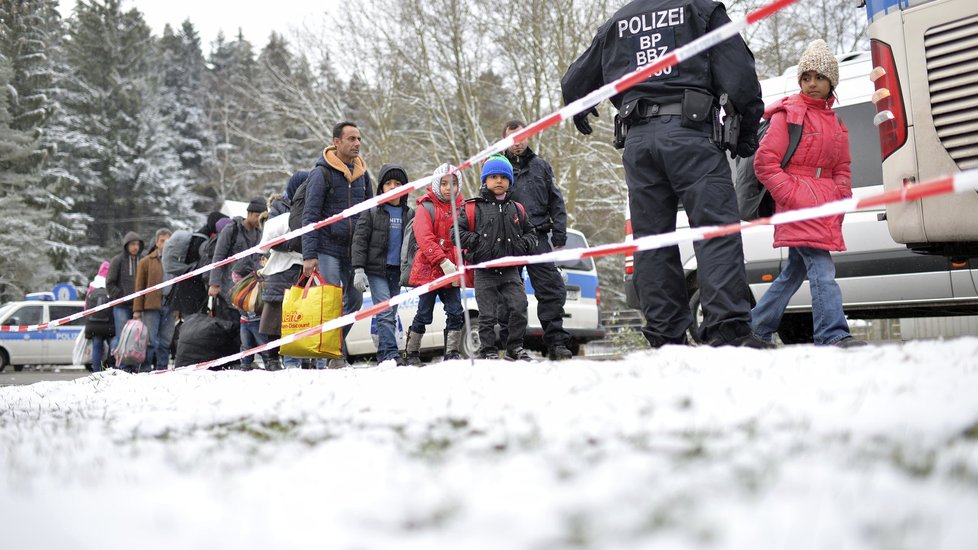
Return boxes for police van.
[624,50,978,343]
[0,298,86,372]
[345,228,604,359]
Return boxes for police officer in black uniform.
[561,0,771,348]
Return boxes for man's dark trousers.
[623,115,753,345]
[526,233,570,348]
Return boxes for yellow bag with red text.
[279,274,343,359]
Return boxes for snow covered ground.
[2,338,977,550]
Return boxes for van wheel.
[0,350,8,372]
[778,314,814,345]
[687,290,705,344]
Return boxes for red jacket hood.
[764,92,836,125]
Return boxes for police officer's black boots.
[548,344,573,361]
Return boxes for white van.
[863,0,978,257]
[624,51,978,343]
[345,228,605,359]
[0,299,86,372]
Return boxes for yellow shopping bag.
[279,273,343,359]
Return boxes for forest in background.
[0,0,866,306]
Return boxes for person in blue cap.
[453,155,538,361]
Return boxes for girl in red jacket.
[750,40,865,348]
[405,163,466,364]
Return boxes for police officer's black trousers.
[623,116,753,345]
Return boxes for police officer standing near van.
[561,0,772,348]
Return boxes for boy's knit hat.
[431,163,460,202]
[247,197,267,213]
[481,155,513,185]
[797,39,839,88]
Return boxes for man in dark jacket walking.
[352,163,413,365]
[301,121,373,368]
[503,120,574,360]
[105,231,144,356]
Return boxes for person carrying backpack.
[208,198,267,369]
[453,156,538,361]
[84,261,114,372]
[352,164,414,366]
[750,39,866,348]
[404,163,465,365]
[105,231,144,359]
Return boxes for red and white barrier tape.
[0,0,801,334]
[167,169,978,372]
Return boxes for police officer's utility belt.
[621,100,683,121]
[613,90,719,149]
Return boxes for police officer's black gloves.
[735,135,759,158]
[573,107,598,135]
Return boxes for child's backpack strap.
[465,201,476,230]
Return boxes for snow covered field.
[2,339,978,550]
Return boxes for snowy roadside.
[1,339,977,549]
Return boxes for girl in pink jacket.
[750,40,865,348]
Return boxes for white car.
[346,228,605,359]
[0,299,86,372]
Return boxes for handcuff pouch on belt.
[681,89,722,146]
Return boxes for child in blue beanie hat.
[480,154,514,190]
[452,154,537,361]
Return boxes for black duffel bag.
[174,296,240,369]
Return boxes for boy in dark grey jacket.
[453,156,537,361]
[352,164,413,365]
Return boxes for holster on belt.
[613,113,627,150]
[614,99,644,150]
[681,89,721,147]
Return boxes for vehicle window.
[50,305,85,326]
[0,303,15,320]
[554,232,595,271]
[835,102,884,189]
[8,305,43,326]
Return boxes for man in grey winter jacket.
[208,198,266,302]
[105,231,144,356]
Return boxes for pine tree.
[157,21,212,219]
[0,0,68,292]
[52,0,159,278]
[0,52,48,299]
[204,29,262,202]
